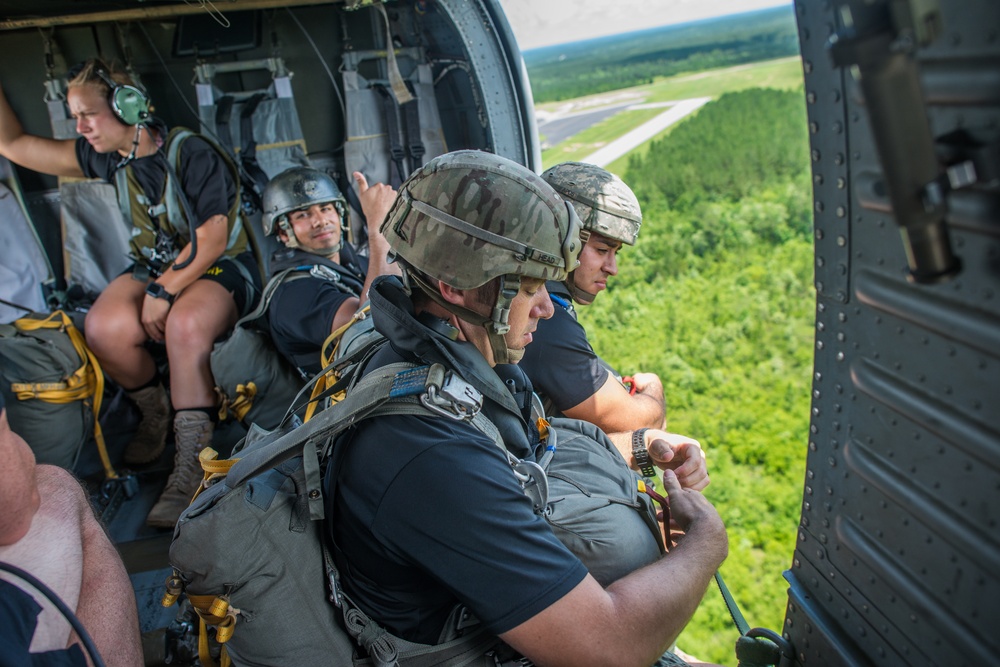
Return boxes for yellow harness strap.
[12,311,117,480]
[304,305,371,423]
[187,593,236,667]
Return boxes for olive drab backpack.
[0,310,118,479]
[167,361,665,666]
[210,267,309,431]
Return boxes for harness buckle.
[419,363,482,421]
[511,459,549,514]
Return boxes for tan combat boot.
[145,410,215,528]
[124,384,171,465]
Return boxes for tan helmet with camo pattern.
[383,149,582,363]
[542,162,642,305]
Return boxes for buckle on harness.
[420,363,482,422]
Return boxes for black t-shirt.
[328,412,589,645]
[519,293,610,414]
[0,580,87,667]
[267,245,366,375]
[75,123,235,229]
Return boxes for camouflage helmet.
[383,149,582,363]
[541,162,642,246]
[261,167,348,239]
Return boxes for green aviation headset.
[93,67,150,126]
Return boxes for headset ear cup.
[112,85,150,126]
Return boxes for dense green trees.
[577,87,814,664]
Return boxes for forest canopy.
[576,87,814,663]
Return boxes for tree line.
[579,87,814,663]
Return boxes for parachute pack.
[0,311,118,479]
[168,360,665,666]
[210,267,309,431]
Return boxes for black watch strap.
[632,427,656,478]
[145,282,175,305]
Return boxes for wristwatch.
[632,428,656,478]
[145,282,175,305]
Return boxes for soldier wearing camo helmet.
[382,149,582,364]
[325,150,723,667]
[259,166,399,375]
[520,161,668,435]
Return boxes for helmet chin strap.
[408,271,522,365]
[564,271,596,306]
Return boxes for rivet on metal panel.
[816,281,825,291]
[807,91,817,104]
[837,236,846,247]
[816,340,824,350]
[836,351,845,361]
[837,332,845,341]
[810,424,818,434]
[831,89,840,103]
[817,256,825,267]
[812,149,822,162]
[836,205,846,217]
[837,177,846,189]
[833,121,843,133]
[838,312,846,322]
[817,549,825,560]
[804,60,813,74]
[815,228,824,240]
[815,201,825,212]
[836,291,846,302]
[809,121,819,133]
[828,457,837,467]
[813,389,821,399]
[834,153,844,165]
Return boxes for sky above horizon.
[495,0,792,51]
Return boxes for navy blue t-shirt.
[328,413,589,644]
[75,125,235,229]
[0,580,87,667]
[519,296,610,414]
[267,245,366,375]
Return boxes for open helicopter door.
[787,0,999,665]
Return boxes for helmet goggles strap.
[408,198,568,272]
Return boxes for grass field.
[540,57,804,173]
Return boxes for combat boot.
[146,410,215,528]
[124,383,170,465]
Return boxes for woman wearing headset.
[0,59,261,528]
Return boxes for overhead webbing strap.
[375,85,406,188]
[238,92,271,205]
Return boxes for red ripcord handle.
[621,375,638,395]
